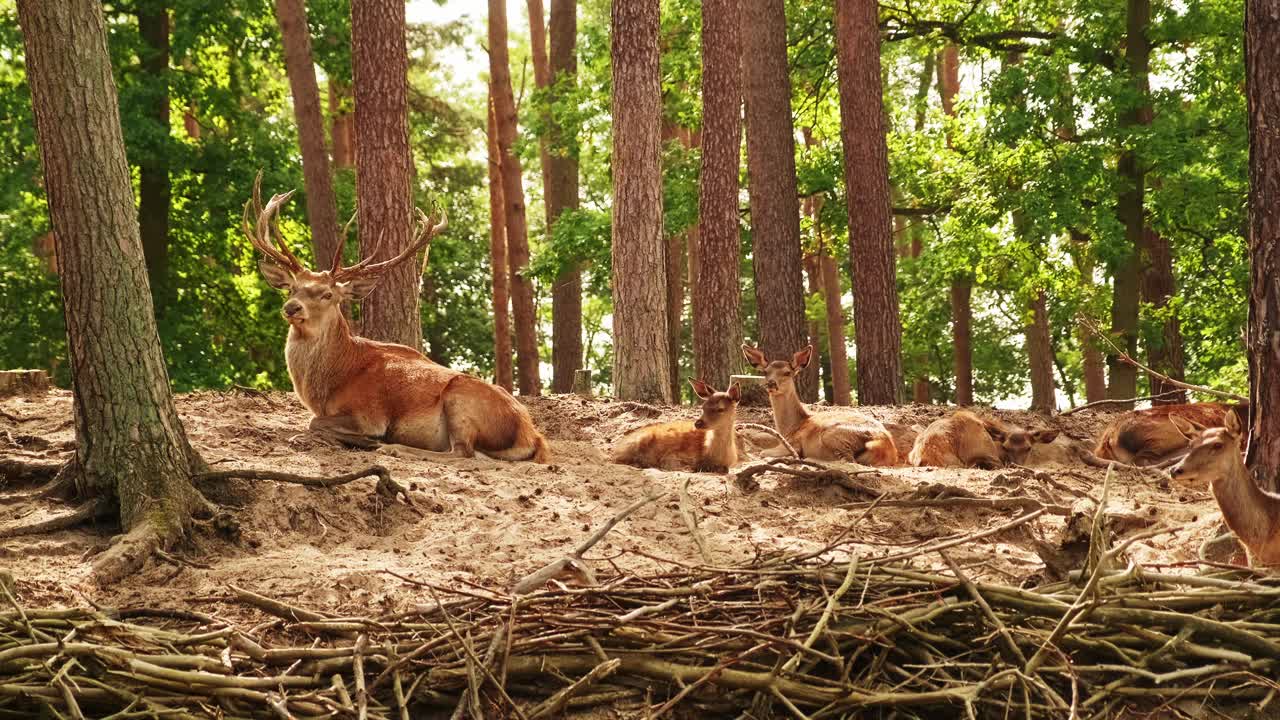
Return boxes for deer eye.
[322,291,333,301]
[1210,442,1224,450]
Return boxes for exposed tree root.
[194,464,415,508]
[90,521,177,586]
[0,498,109,539]
[735,457,879,496]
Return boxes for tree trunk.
[742,0,813,402]
[610,0,670,403]
[693,0,743,393]
[489,0,541,395]
[907,58,932,403]
[834,0,903,405]
[804,252,826,400]
[1139,225,1187,404]
[136,0,170,309]
[951,281,974,405]
[277,0,342,266]
[1246,0,1280,493]
[329,79,354,169]
[18,0,203,583]
[487,86,514,392]
[1027,289,1057,413]
[351,0,420,349]
[821,254,852,406]
[1070,230,1109,403]
[667,229,686,399]
[547,0,582,393]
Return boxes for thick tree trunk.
[489,0,541,395]
[526,0,553,197]
[610,0,670,403]
[277,0,342,267]
[834,0,903,406]
[548,0,582,393]
[487,87,514,392]
[1246,0,1280,493]
[1139,225,1187,404]
[351,0,420,349]
[742,0,813,402]
[136,0,170,308]
[19,0,203,582]
[693,0,743,393]
[1027,290,1057,413]
[329,79,354,169]
[951,281,974,405]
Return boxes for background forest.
[0,0,1249,410]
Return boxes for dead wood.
[1059,390,1187,415]
[1080,317,1247,402]
[0,498,109,539]
[195,464,415,508]
[734,457,878,496]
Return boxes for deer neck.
[285,315,356,415]
[769,388,811,437]
[702,416,739,468]
[1210,455,1280,561]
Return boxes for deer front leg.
[309,415,383,449]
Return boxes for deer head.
[742,344,812,398]
[690,379,741,430]
[243,172,446,337]
[1168,411,1244,485]
[982,420,1058,465]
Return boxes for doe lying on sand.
[245,174,550,462]
[742,345,897,466]
[1169,411,1280,567]
[1093,402,1247,466]
[611,380,740,473]
[909,410,1058,469]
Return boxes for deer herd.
[245,178,1277,567]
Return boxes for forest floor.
[0,388,1231,622]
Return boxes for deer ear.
[258,259,294,289]
[728,382,741,402]
[1169,415,1199,440]
[792,345,814,369]
[341,276,381,301]
[742,344,767,370]
[983,421,1007,443]
[1224,409,1244,437]
[689,379,713,400]
[1034,429,1059,444]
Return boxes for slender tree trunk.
[610,0,669,403]
[19,0,203,583]
[1070,230,1109,403]
[277,0,342,266]
[351,0,419,349]
[667,229,686,399]
[907,58,932,403]
[1140,224,1187,404]
[1246,0,1280,492]
[1027,289,1057,413]
[936,43,973,406]
[527,0,552,195]
[693,0,743,393]
[487,86,514,392]
[489,0,541,394]
[741,0,812,401]
[548,0,581,393]
[821,253,853,405]
[803,252,827,400]
[136,0,170,308]
[329,79,354,169]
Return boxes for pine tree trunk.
[548,0,582,393]
[277,0,342,267]
[907,58,932,403]
[1027,289,1057,413]
[834,0,903,405]
[821,254,853,406]
[742,0,813,402]
[1246,0,1280,493]
[351,0,420,349]
[136,0,170,309]
[951,281,974,405]
[667,229,686,399]
[487,86,514,392]
[1139,225,1187,404]
[693,0,743,393]
[804,252,826,400]
[18,0,203,583]
[1070,231,1108,403]
[610,0,670,403]
[489,0,541,395]
[329,79,354,169]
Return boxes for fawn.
[1169,411,1280,567]
[611,380,741,473]
[909,410,1058,469]
[245,174,550,462]
[1093,402,1247,466]
[741,345,897,465]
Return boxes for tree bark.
[487,86,514,392]
[1139,225,1187,404]
[693,0,744,394]
[834,0,903,405]
[18,0,202,579]
[489,0,541,395]
[907,58,932,403]
[547,0,582,393]
[136,0,170,309]
[610,0,670,403]
[351,0,420,349]
[803,252,827,400]
[937,43,973,406]
[329,79,354,169]
[277,0,342,267]
[1246,0,1280,493]
[667,228,686,399]
[1070,230,1109,403]
[1027,289,1057,413]
[821,254,853,406]
[742,0,813,402]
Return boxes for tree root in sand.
[0,498,110,539]
[0,459,74,505]
[194,464,417,510]
[734,457,879,496]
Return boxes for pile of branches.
[3,551,1279,720]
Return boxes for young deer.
[1093,402,1247,466]
[909,410,1058,469]
[742,345,897,466]
[1168,411,1280,567]
[611,380,740,473]
[245,174,550,462]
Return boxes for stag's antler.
[331,207,447,283]
[242,171,304,273]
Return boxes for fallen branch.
[677,478,712,564]
[736,423,798,458]
[839,494,1073,516]
[1079,317,1247,402]
[527,659,620,719]
[735,457,878,497]
[227,585,331,624]
[1059,391,1187,415]
[195,465,415,508]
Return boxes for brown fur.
[742,345,897,466]
[1169,412,1280,567]
[1094,402,1247,466]
[908,411,1058,469]
[611,380,740,473]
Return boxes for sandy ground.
[0,388,1231,622]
